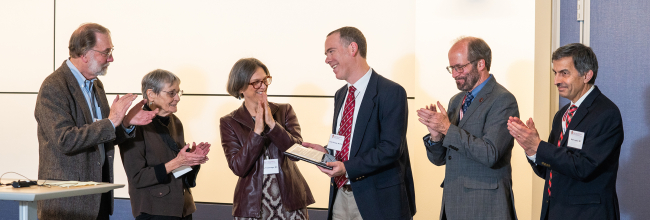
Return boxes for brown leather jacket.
[220,102,314,217]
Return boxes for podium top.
[0,179,124,202]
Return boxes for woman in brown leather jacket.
[220,58,315,219]
[120,69,211,220]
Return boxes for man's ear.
[583,70,593,84]
[476,59,486,71]
[348,42,359,57]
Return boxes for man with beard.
[35,23,157,220]
[417,37,519,219]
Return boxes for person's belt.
[341,184,353,192]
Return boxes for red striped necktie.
[549,105,578,196]
[335,86,356,188]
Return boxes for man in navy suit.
[507,43,624,220]
[304,26,416,220]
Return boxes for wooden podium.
[0,179,124,220]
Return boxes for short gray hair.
[141,69,181,100]
[227,58,269,99]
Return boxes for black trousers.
[97,155,112,220]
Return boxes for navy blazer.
[530,86,623,220]
[326,70,416,220]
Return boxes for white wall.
[0,1,544,219]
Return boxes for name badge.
[263,159,279,174]
[567,130,585,150]
[327,134,345,151]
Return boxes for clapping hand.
[507,116,542,156]
[190,142,211,157]
[417,101,451,141]
[123,99,158,127]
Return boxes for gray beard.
[456,67,479,91]
[88,56,109,77]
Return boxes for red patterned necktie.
[549,105,578,196]
[335,86,356,188]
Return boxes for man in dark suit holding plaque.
[35,23,156,220]
[508,43,623,220]
[304,26,416,220]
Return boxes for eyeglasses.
[91,48,114,58]
[446,60,476,73]
[162,90,183,98]
[248,76,272,89]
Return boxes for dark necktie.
[86,80,105,167]
[548,105,578,196]
[335,86,356,188]
[460,92,474,120]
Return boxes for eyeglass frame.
[446,60,477,74]
[90,48,114,58]
[161,90,183,98]
[248,76,273,89]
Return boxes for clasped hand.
[254,93,276,135]
[416,101,451,141]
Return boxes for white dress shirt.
[334,67,372,184]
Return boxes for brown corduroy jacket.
[220,102,315,217]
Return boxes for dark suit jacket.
[220,102,314,217]
[530,86,623,220]
[35,61,133,220]
[119,112,199,218]
[326,71,416,220]
[425,76,519,219]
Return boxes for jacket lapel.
[94,80,110,120]
[350,71,378,157]
[332,86,347,134]
[458,77,496,128]
[232,102,255,130]
[61,62,94,124]
[560,86,600,147]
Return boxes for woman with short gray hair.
[220,58,314,219]
[120,69,211,220]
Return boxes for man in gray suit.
[417,37,519,220]
[35,23,157,220]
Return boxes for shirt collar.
[571,84,595,107]
[469,74,492,97]
[66,58,95,90]
[347,67,373,92]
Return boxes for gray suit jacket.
[35,61,133,220]
[424,76,519,220]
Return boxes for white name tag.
[327,134,345,151]
[263,159,279,174]
[567,130,585,150]
[172,166,192,178]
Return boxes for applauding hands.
[253,93,276,135]
[416,101,451,142]
[165,142,211,173]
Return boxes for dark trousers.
[97,155,112,220]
